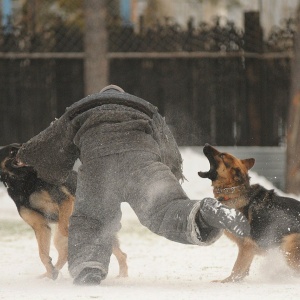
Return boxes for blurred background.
[1,0,300,193]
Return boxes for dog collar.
[213,184,247,196]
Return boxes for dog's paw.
[211,279,223,283]
[116,272,129,278]
[212,276,243,283]
[52,268,59,280]
[211,278,234,283]
[38,268,59,280]
[37,272,52,280]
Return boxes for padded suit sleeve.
[17,114,79,185]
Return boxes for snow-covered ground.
[1,147,300,300]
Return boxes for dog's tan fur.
[12,188,129,279]
[198,144,300,282]
[0,144,128,279]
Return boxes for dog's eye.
[219,154,224,159]
[9,149,17,157]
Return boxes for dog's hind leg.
[19,207,58,280]
[281,233,300,273]
[54,195,74,271]
[57,193,74,238]
[53,225,68,271]
[112,235,128,277]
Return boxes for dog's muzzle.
[11,158,27,168]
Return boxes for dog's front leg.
[219,237,257,283]
[19,207,58,280]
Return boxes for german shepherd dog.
[0,143,128,280]
[198,144,300,283]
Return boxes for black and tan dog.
[198,143,300,282]
[0,143,128,279]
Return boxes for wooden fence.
[0,12,294,146]
[0,52,290,146]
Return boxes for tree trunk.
[84,0,108,95]
[244,12,263,146]
[286,3,300,194]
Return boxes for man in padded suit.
[16,85,250,285]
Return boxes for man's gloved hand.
[199,198,251,238]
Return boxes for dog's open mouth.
[198,144,219,181]
[11,158,27,168]
[5,143,26,168]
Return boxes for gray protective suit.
[17,86,223,279]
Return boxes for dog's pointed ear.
[242,158,255,170]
